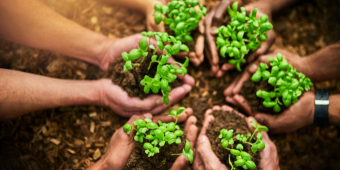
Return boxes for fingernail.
[156,98,163,105]
[197,136,206,145]
[251,63,258,70]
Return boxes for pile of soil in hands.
[240,80,287,114]
[102,50,182,100]
[206,110,261,170]
[165,25,200,52]
[125,129,187,169]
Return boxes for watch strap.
[314,89,330,127]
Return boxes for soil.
[240,80,287,114]
[125,127,186,170]
[165,25,200,52]
[99,50,182,99]
[206,110,261,170]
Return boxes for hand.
[205,0,275,77]
[98,71,195,118]
[145,1,166,33]
[193,105,279,170]
[254,92,315,134]
[224,50,311,115]
[99,34,157,71]
[87,108,198,170]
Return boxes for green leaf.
[175,137,181,144]
[180,44,189,52]
[154,147,160,153]
[125,60,133,70]
[139,38,148,52]
[167,122,176,131]
[128,49,142,60]
[230,149,241,156]
[176,22,185,31]
[246,160,256,169]
[154,3,161,12]
[147,122,158,129]
[250,120,258,128]
[122,52,129,62]
[183,34,193,42]
[154,12,163,24]
[164,132,176,141]
[144,143,153,150]
[232,1,239,12]
[159,140,165,146]
[234,159,246,166]
[251,70,262,82]
[257,140,265,151]
[258,126,269,132]
[185,140,191,152]
[160,79,169,91]
[123,124,132,133]
[261,71,271,80]
[174,130,184,137]
[236,144,244,150]
[161,5,168,14]
[228,6,235,16]
[273,104,281,112]
[222,139,229,148]
[177,107,186,115]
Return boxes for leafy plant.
[121,31,190,105]
[251,53,313,112]
[153,0,206,43]
[123,107,194,163]
[215,2,273,71]
[219,121,268,170]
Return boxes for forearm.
[0,0,109,68]
[303,42,340,82]
[98,0,157,14]
[0,69,101,121]
[329,95,340,126]
[247,0,303,14]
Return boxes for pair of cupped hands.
[87,107,279,170]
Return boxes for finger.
[200,115,214,136]
[152,108,193,123]
[225,96,239,106]
[232,63,258,95]
[254,112,283,134]
[204,109,213,117]
[177,73,195,86]
[224,75,240,96]
[149,84,192,114]
[195,35,205,63]
[171,155,189,170]
[174,52,200,66]
[233,94,253,116]
[198,16,205,34]
[221,105,245,118]
[211,0,232,31]
[205,46,219,77]
[185,115,197,131]
[215,69,226,78]
[195,135,228,170]
[221,63,236,71]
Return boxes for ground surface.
[1,0,340,169]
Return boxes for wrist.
[329,95,340,126]
[300,56,317,82]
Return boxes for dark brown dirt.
[165,25,199,52]
[125,127,187,170]
[206,110,261,170]
[240,80,287,114]
[99,50,182,100]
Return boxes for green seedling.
[123,107,194,163]
[121,31,190,105]
[251,53,313,112]
[219,121,268,170]
[215,1,273,71]
[153,0,206,43]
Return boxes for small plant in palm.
[215,2,273,71]
[153,0,206,43]
[123,107,194,163]
[121,31,190,105]
[220,121,268,170]
[251,53,313,112]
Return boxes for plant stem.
[228,154,235,170]
[242,141,254,146]
[248,129,258,142]
[171,153,182,156]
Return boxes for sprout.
[215,2,273,71]
[251,53,313,112]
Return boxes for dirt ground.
[1,0,340,169]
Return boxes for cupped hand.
[98,71,194,118]
[87,108,198,170]
[193,105,279,170]
[224,50,310,115]
[100,34,157,71]
[254,92,315,134]
[205,0,275,77]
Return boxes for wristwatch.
[314,89,330,127]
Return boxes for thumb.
[254,113,278,131]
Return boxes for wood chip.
[201,91,209,97]
[93,148,101,160]
[90,121,95,133]
[101,121,111,127]
[74,138,84,146]
[67,148,76,154]
[41,126,47,135]
[50,138,61,145]
[91,16,98,24]
[89,112,97,117]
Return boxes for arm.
[303,42,340,82]
[329,95,340,126]
[247,0,304,14]
[0,0,110,69]
[97,0,156,14]
[0,68,100,121]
